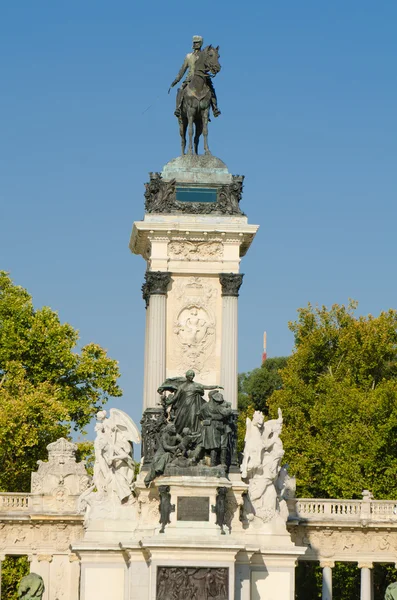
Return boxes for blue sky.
[1,1,396,436]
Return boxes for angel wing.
[244,417,252,444]
[157,376,186,393]
[108,408,141,444]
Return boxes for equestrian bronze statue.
[169,36,221,156]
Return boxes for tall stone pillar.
[142,271,171,409]
[140,271,171,468]
[37,554,53,600]
[219,273,243,410]
[320,561,334,600]
[69,553,81,599]
[359,563,373,600]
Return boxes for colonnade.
[319,560,389,600]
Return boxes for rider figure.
[169,35,221,119]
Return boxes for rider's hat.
[192,35,203,45]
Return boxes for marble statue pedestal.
[74,473,306,600]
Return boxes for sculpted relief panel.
[166,276,221,384]
[168,240,223,261]
[290,526,397,561]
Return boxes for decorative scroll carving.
[218,175,244,215]
[172,277,218,376]
[168,240,223,261]
[156,567,228,600]
[144,173,176,213]
[219,273,244,297]
[144,172,244,216]
[140,408,167,466]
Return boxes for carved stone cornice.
[142,271,172,308]
[219,273,244,297]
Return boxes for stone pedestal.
[130,157,258,403]
[73,155,306,600]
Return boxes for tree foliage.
[267,301,397,499]
[1,556,29,600]
[0,272,122,492]
[238,357,288,413]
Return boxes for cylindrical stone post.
[320,561,334,600]
[141,271,171,409]
[219,273,244,410]
[359,563,373,600]
[140,271,171,468]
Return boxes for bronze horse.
[178,45,221,156]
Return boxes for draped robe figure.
[158,370,221,436]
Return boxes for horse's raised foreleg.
[203,108,211,155]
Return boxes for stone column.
[37,554,53,600]
[0,554,5,598]
[359,562,373,600]
[219,273,244,410]
[142,271,171,409]
[320,561,334,600]
[141,271,171,468]
[69,553,80,599]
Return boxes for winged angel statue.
[79,409,141,519]
[240,409,295,526]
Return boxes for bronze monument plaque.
[177,496,209,522]
[157,566,228,600]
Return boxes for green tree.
[1,556,29,600]
[238,357,288,413]
[267,301,397,499]
[0,271,122,492]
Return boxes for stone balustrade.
[288,498,397,524]
[0,493,30,511]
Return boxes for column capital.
[37,554,53,563]
[358,562,373,569]
[69,553,80,563]
[219,273,244,297]
[320,561,335,569]
[142,271,172,307]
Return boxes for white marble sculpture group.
[240,409,295,528]
[79,409,141,522]
[79,404,295,534]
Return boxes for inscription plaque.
[157,566,228,600]
[177,496,209,522]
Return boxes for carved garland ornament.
[168,240,223,261]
